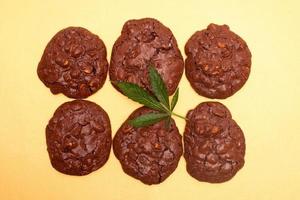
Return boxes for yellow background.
[0,0,299,199]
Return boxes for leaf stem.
[171,112,188,120]
[160,103,171,113]
[159,101,187,120]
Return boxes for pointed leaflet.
[149,66,170,109]
[128,113,169,128]
[115,82,166,112]
[164,116,171,129]
[170,88,179,111]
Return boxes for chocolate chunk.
[113,107,183,185]
[46,100,112,175]
[184,102,245,183]
[38,27,108,99]
[185,24,251,99]
[109,18,184,95]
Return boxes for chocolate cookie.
[113,107,183,185]
[183,102,245,183]
[46,100,112,175]
[185,24,251,99]
[110,18,184,95]
[38,27,108,99]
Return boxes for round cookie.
[185,24,251,99]
[113,107,183,185]
[110,18,184,95]
[38,27,108,99]
[183,102,245,183]
[46,100,112,175]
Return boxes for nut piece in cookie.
[110,18,184,95]
[113,107,183,185]
[184,102,245,183]
[185,24,251,99]
[46,100,112,175]
[38,27,108,99]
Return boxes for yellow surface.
[0,0,300,199]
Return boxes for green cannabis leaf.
[171,88,179,111]
[115,82,166,112]
[149,66,170,109]
[128,113,169,127]
[114,66,186,128]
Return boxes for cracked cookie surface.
[109,18,184,95]
[38,27,108,99]
[184,102,245,183]
[46,100,111,175]
[185,24,251,99]
[113,107,183,185]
